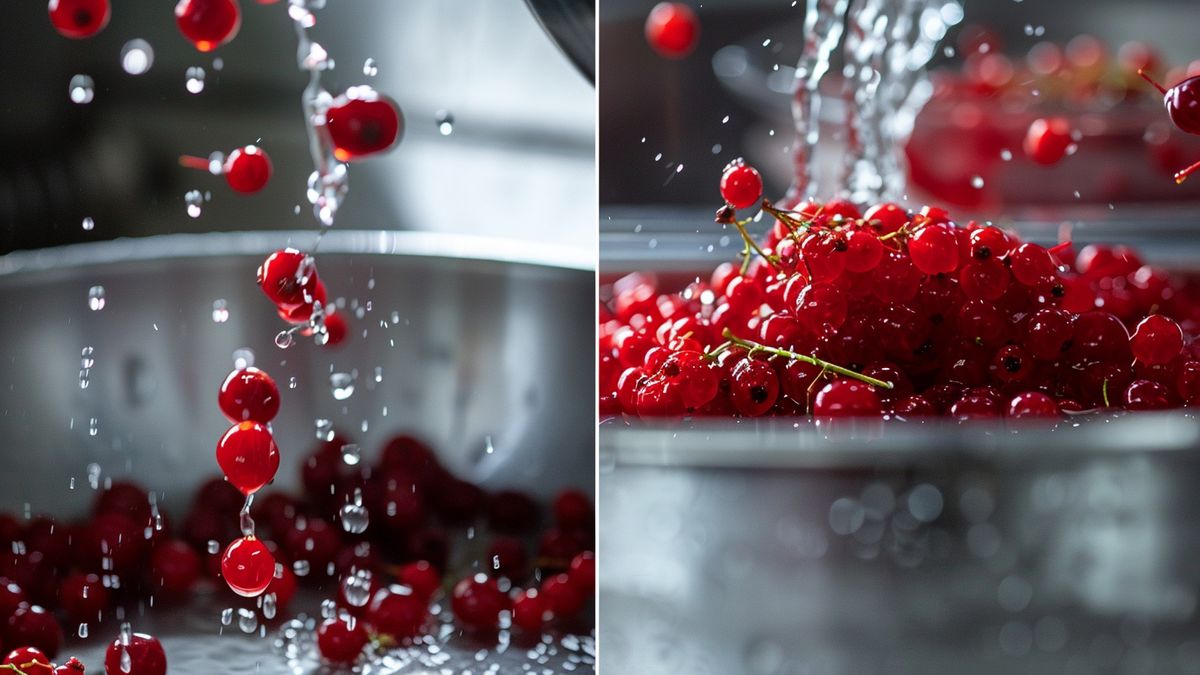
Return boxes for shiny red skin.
[48,0,110,38]
[221,536,275,597]
[105,632,167,675]
[215,421,280,495]
[175,0,240,52]
[644,2,699,59]
[218,367,280,424]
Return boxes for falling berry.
[215,421,280,495]
[719,159,763,210]
[175,0,241,52]
[218,367,280,424]
[257,249,318,309]
[323,309,348,347]
[645,2,699,59]
[221,536,276,597]
[104,631,166,675]
[223,145,272,193]
[324,87,404,162]
[1139,70,1200,136]
[1023,117,1073,165]
[48,0,110,39]
[511,588,547,632]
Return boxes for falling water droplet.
[971,176,985,189]
[485,436,495,455]
[231,348,254,370]
[262,592,277,620]
[185,66,206,94]
[185,189,204,218]
[315,419,333,441]
[120,39,154,76]
[339,489,369,534]
[362,58,378,77]
[87,464,101,489]
[69,74,95,104]
[275,330,295,349]
[208,151,226,175]
[237,608,257,633]
[293,559,311,577]
[78,623,89,638]
[340,444,360,466]
[81,216,95,231]
[341,569,373,606]
[89,418,99,437]
[436,110,455,136]
[87,287,106,311]
[288,376,298,390]
[330,372,355,400]
[212,299,229,323]
[1000,149,1013,161]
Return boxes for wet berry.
[540,573,584,617]
[325,87,404,162]
[316,615,367,665]
[7,605,62,659]
[813,380,881,418]
[644,2,699,59]
[175,0,240,52]
[451,575,509,632]
[104,632,166,675]
[1130,314,1183,366]
[257,249,317,309]
[220,536,275,597]
[48,0,110,39]
[512,588,547,632]
[729,359,779,416]
[3,647,52,674]
[223,145,272,194]
[908,223,959,274]
[1007,391,1060,418]
[1124,379,1171,410]
[365,587,426,642]
[218,367,280,424]
[1024,117,1073,165]
[215,421,280,495]
[719,159,762,210]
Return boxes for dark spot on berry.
[1003,257,1012,268]
[930,314,944,325]
[1061,339,1073,352]
[662,363,680,377]
[1003,356,1022,373]
[834,238,848,252]
[750,386,768,403]
[75,9,93,27]
[1051,284,1065,297]
[916,341,934,356]
[975,246,991,260]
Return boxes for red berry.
[325,87,404,162]
[221,536,275,597]
[1140,71,1200,135]
[1178,360,1200,405]
[174,0,240,52]
[257,249,317,309]
[451,575,509,632]
[968,226,1011,260]
[991,345,1033,384]
[719,159,763,210]
[316,616,367,665]
[223,145,271,194]
[397,561,440,601]
[872,249,922,303]
[4,647,52,674]
[844,228,883,272]
[568,551,595,593]
[1130,314,1184,366]
[1026,308,1074,360]
[511,588,547,632]
[863,202,908,234]
[949,394,1000,420]
[104,632,166,675]
[1023,117,1073,165]
[959,258,1009,301]
[265,564,297,610]
[281,518,340,575]
[59,572,109,623]
[1124,379,1171,410]
[365,587,427,642]
[908,223,960,274]
[540,573,585,617]
[486,536,527,580]
[553,489,593,531]
[1007,391,1060,418]
[813,380,881,417]
[218,367,280,424]
[0,578,27,619]
[729,359,779,417]
[1008,243,1057,287]
[48,0,110,39]
[149,540,200,597]
[54,657,85,674]
[323,310,348,347]
[800,232,847,282]
[7,605,61,659]
[215,421,280,496]
[892,395,936,417]
[644,2,699,59]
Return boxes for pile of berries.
[1,627,164,675]
[600,159,1200,421]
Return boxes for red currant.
[949,394,1000,420]
[104,632,166,675]
[175,0,240,52]
[215,421,280,495]
[7,605,62,659]
[800,232,847,282]
[54,657,85,674]
[991,345,1033,384]
[1124,379,1171,410]
[316,616,367,666]
[553,489,593,531]
[1008,243,1057,288]
[729,359,779,416]
[149,540,201,597]
[644,2,699,59]
[568,551,595,593]
[908,222,960,274]
[323,310,348,347]
[365,587,426,642]
[257,249,317,309]
[863,202,908,234]
[487,536,527,580]
[48,0,110,39]
[959,258,1009,301]
[813,380,881,417]
[223,145,271,194]
[1007,391,1059,418]
[540,573,585,617]
[325,87,404,162]
[1178,360,1200,405]
[3,646,52,673]
[844,228,883,272]
[512,588,547,632]
[1139,70,1200,136]
[795,282,847,330]
[1130,314,1184,366]
[451,575,509,632]
[398,561,440,601]
[1023,117,1073,165]
[892,395,936,417]
[220,536,275,597]
[218,367,280,424]
[59,573,109,623]
[719,159,763,210]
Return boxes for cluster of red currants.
[600,159,1200,421]
[0,479,179,674]
[257,248,347,346]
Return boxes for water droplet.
[436,110,455,136]
[69,74,95,104]
[231,348,254,370]
[185,66,206,94]
[275,330,295,349]
[262,592,277,620]
[87,286,106,311]
[89,418,99,437]
[208,151,226,175]
[77,622,89,638]
[362,58,378,77]
[340,444,360,466]
[211,299,229,323]
[330,372,355,400]
[1000,149,1012,161]
[81,216,95,231]
[341,569,372,606]
[185,189,204,218]
[484,436,495,455]
[220,608,233,625]
[237,607,257,633]
[339,490,369,534]
[207,539,220,555]
[971,175,985,189]
[314,419,333,441]
[120,39,154,75]
[87,464,101,489]
[301,42,332,71]
[288,376,298,390]
[907,484,944,522]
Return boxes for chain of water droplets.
[789,0,961,204]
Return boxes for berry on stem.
[218,367,280,424]
[223,146,272,194]
[220,536,276,597]
[215,421,280,495]
[719,159,763,210]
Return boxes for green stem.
[1102,378,1111,408]
[731,219,778,272]
[704,340,733,362]
[722,329,894,389]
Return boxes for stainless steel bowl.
[0,230,595,672]
[599,211,1200,674]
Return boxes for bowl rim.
[0,229,594,277]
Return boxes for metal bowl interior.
[0,230,595,519]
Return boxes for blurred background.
[0,0,596,255]
[601,0,1200,213]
